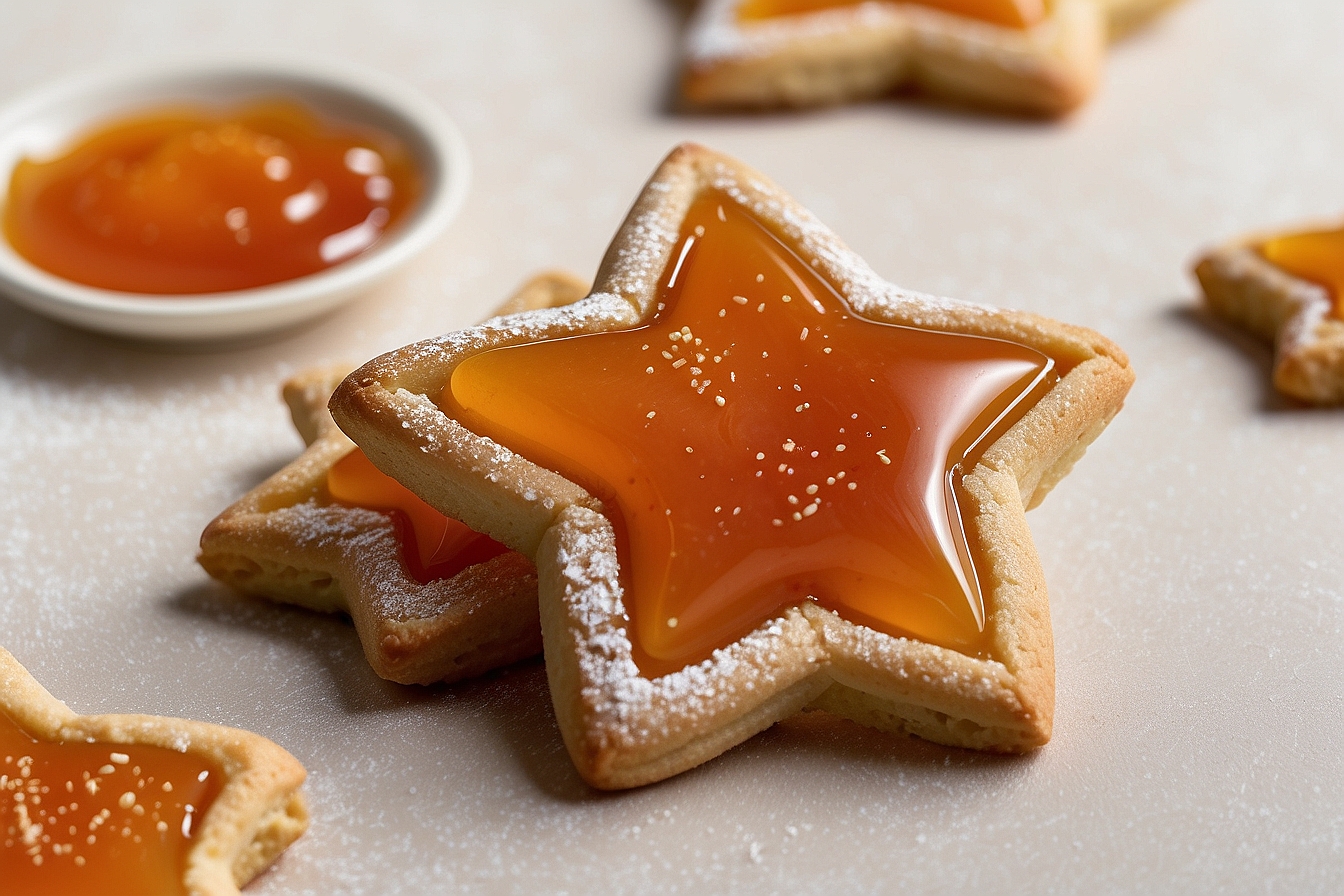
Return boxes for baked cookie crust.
[679,0,1183,115]
[1099,0,1184,38]
[1,647,308,896]
[330,144,1132,788]
[198,272,588,685]
[1194,234,1344,405]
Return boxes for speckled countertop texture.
[2,1,1342,893]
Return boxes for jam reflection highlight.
[326,448,509,584]
[3,100,421,294]
[1,711,221,896]
[445,190,1056,677]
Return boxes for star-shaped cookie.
[1194,222,1344,404]
[1,647,307,896]
[330,143,1133,788]
[198,272,588,685]
[679,0,1184,115]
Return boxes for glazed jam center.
[3,100,420,295]
[1258,225,1344,317]
[445,190,1054,678]
[327,448,509,584]
[737,0,1046,29]
[1,711,220,896]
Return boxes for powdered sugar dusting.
[462,150,1041,771]
[0,342,298,650]
[550,507,825,753]
[430,293,638,360]
[271,501,441,619]
[707,162,990,324]
[812,606,1020,709]
[599,149,992,339]
[390,388,454,456]
[260,501,492,622]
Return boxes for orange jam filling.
[327,447,509,584]
[444,190,1056,678]
[736,0,1046,29]
[3,100,421,295]
[1,710,221,896]
[1258,225,1344,318]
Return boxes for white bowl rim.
[0,56,471,341]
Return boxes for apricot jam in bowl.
[0,60,469,343]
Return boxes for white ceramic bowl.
[0,59,470,343]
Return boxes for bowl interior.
[0,61,467,342]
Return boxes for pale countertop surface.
[2,1,1342,893]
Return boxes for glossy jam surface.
[737,0,1046,29]
[3,100,420,295]
[445,190,1055,677]
[1259,225,1344,317]
[327,447,510,584]
[1,710,221,896]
